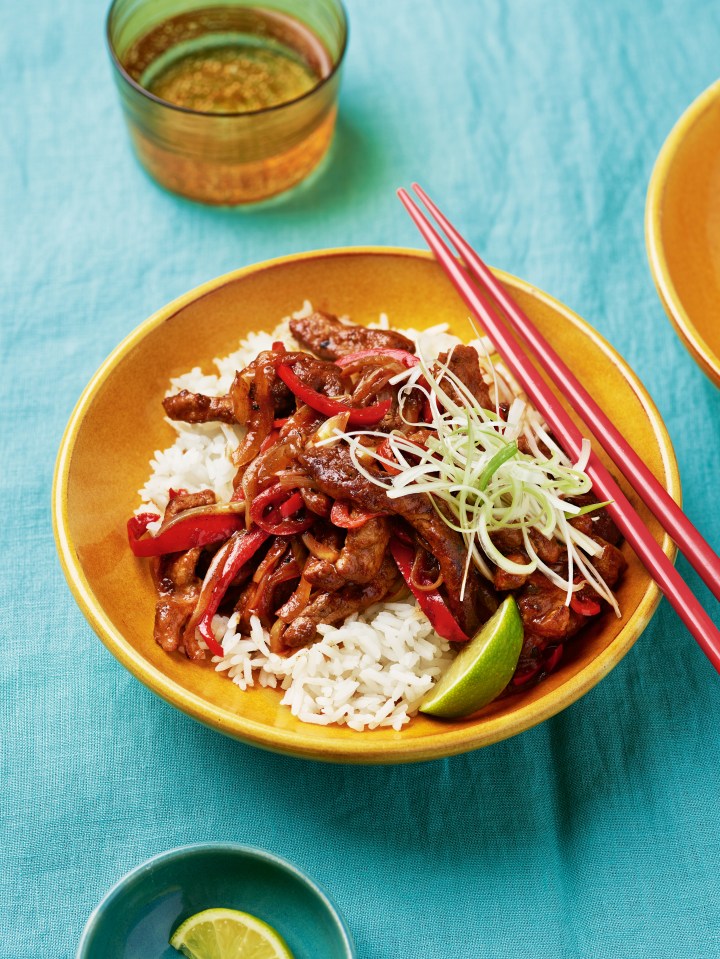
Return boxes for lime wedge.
[419,596,523,719]
[170,908,294,959]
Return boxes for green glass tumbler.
[106,0,347,204]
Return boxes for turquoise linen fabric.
[2,0,720,956]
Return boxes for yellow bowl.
[646,78,720,387]
[53,248,679,763]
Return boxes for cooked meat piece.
[303,516,390,590]
[493,553,530,591]
[152,548,204,656]
[336,516,391,584]
[282,351,347,397]
[489,527,524,553]
[378,387,425,433]
[162,489,216,523]
[590,537,627,587]
[517,573,585,643]
[299,445,496,633]
[163,547,203,589]
[163,391,235,424]
[154,591,200,654]
[528,529,563,565]
[289,310,416,360]
[568,492,623,546]
[491,527,561,566]
[437,344,492,410]
[303,557,345,591]
[162,349,299,428]
[300,488,332,517]
[283,557,397,648]
[250,352,295,412]
[150,497,222,659]
[230,351,295,423]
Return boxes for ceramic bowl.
[53,247,679,763]
[646,77,720,387]
[76,843,355,958]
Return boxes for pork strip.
[282,557,398,649]
[154,591,200,654]
[289,310,416,360]
[162,489,217,522]
[335,516,391,584]
[437,344,492,410]
[299,445,496,633]
[163,391,235,424]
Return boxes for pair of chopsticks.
[399,183,720,673]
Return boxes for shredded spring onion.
[331,335,620,616]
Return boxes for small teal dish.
[76,843,356,959]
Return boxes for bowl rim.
[645,75,720,387]
[75,841,357,958]
[53,246,680,763]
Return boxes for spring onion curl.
[324,339,620,615]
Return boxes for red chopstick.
[412,182,720,600]
[399,185,720,674]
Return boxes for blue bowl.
[76,844,356,959]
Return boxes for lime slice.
[170,908,294,959]
[419,596,523,719]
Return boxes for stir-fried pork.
[438,344,493,411]
[299,444,497,635]
[282,556,399,649]
[289,310,416,360]
[137,314,625,696]
[163,391,236,424]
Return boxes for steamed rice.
[137,305,503,730]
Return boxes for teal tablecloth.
[3,1,720,956]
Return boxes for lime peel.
[419,596,524,719]
[170,907,294,959]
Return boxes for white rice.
[213,604,454,731]
[137,304,500,730]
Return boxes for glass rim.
[105,0,348,119]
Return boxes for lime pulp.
[170,907,294,959]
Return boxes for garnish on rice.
[129,307,626,729]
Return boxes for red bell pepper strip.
[250,483,315,535]
[570,593,602,616]
[513,645,564,687]
[197,527,270,656]
[390,538,470,643]
[512,663,543,687]
[276,363,391,427]
[127,512,160,543]
[259,429,280,454]
[280,491,305,518]
[422,397,434,424]
[335,348,419,369]
[127,509,245,558]
[330,500,386,529]
[376,438,403,476]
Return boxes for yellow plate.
[53,248,679,763]
[646,78,720,387]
